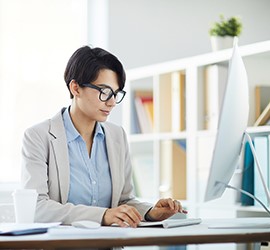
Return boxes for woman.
[21,46,187,227]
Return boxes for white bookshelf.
[122,40,270,223]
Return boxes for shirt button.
[92,181,96,185]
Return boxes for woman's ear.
[69,80,80,97]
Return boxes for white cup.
[12,189,38,223]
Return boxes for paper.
[48,226,131,237]
[207,218,270,229]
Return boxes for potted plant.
[209,15,242,51]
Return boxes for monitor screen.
[204,42,249,202]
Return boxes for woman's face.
[76,69,119,122]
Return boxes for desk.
[1,218,270,250]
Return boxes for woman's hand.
[102,204,142,228]
[146,198,188,221]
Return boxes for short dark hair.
[64,46,126,98]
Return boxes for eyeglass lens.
[100,87,125,103]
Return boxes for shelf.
[126,40,270,80]
[246,125,270,134]
[129,132,187,143]
[123,40,270,218]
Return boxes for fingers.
[155,198,188,214]
[117,205,142,227]
[167,198,176,210]
[173,199,188,214]
[103,205,142,228]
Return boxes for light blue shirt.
[63,107,112,208]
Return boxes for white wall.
[99,0,270,124]
[0,0,88,182]
[107,0,270,69]
[0,0,269,182]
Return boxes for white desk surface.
[1,218,270,249]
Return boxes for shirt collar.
[95,121,105,140]
[63,107,104,143]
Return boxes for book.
[130,91,141,134]
[255,85,270,120]
[254,101,270,126]
[140,96,154,127]
[204,64,228,129]
[158,72,186,133]
[158,74,172,132]
[241,142,254,206]
[173,140,187,200]
[134,90,153,133]
[253,136,268,207]
[171,72,186,132]
[160,140,186,200]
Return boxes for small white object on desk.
[71,220,101,229]
[12,189,38,223]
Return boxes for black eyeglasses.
[80,82,126,104]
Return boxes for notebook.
[0,222,60,236]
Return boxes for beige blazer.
[21,108,152,224]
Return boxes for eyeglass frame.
[80,82,126,104]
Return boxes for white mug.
[12,189,38,223]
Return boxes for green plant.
[209,15,242,37]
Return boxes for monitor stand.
[245,131,270,206]
[209,131,270,232]
[219,131,270,215]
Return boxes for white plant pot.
[210,36,236,51]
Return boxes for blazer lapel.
[49,110,70,204]
[103,125,121,208]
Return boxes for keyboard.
[138,218,202,229]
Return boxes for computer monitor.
[204,41,249,202]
